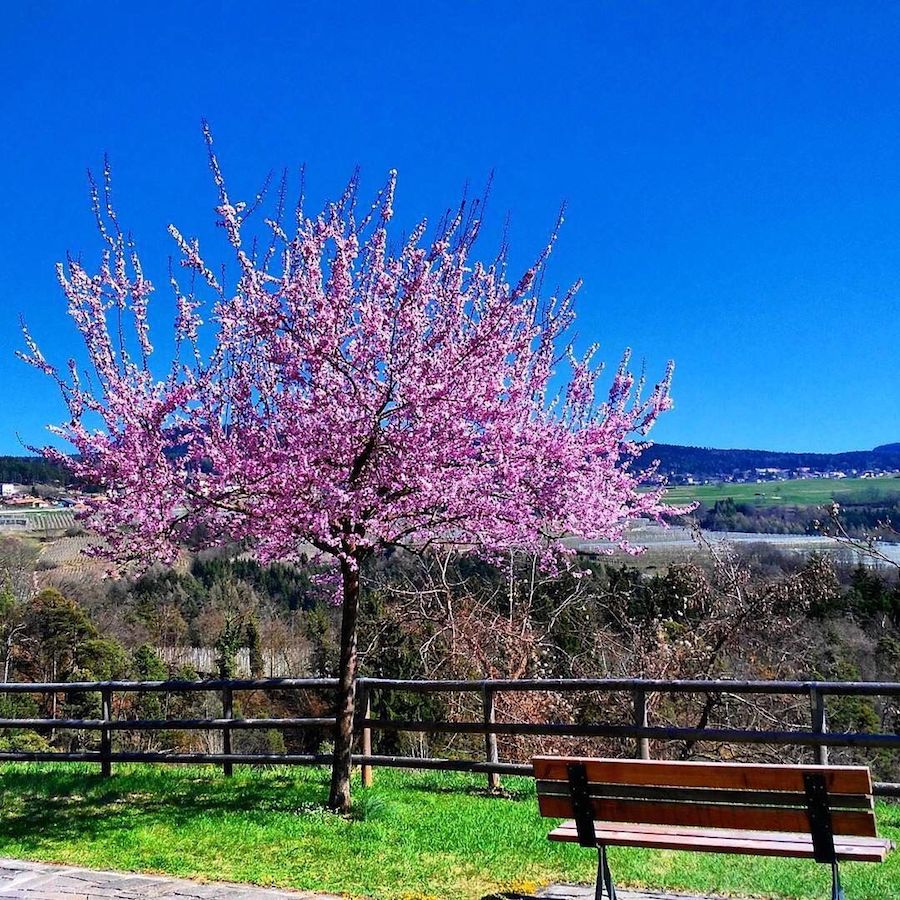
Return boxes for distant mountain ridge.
[2,443,900,488]
[641,443,900,479]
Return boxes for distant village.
[667,463,900,487]
[0,482,85,533]
[641,442,900,487]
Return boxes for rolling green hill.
[663,476,900,508]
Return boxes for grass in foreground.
[0,764,898,899]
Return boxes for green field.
[664,476,900,508]
[1,764,899,899]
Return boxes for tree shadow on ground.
[398,776,533,801]
[0,769,339,856]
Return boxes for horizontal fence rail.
[1,677,900,796]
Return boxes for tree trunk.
[2,633,11,682]
[327,556,361,812]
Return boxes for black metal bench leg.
[831,860,844,900]
[594,844,616,900]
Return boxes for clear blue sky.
[2,2,899,455]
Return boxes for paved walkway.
[537,888,730,899]
[0,859,732,900]
[0,860,338,900]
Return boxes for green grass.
[1,765,899,898]
[664,476,900,509]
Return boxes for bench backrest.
[533,756,877,838]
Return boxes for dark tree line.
[0,456,72,486]
[641,443,900,479]
[690,496,900,540]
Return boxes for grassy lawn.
[0,764,898,899]
[663,476,900,509]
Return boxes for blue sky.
[1,2,899,455]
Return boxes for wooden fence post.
[810,686,828,766]
[633,687,650,760]
[100,685,112,778]
[482,684,501,790]
[222,686,233,777]
[360,685,373,788]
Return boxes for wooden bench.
[534,756,893,900]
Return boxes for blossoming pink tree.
[23,130,679,811]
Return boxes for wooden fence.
[2,677,900,796]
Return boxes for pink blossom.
[23,149,686,572]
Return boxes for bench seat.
[548,819,892,862]
[534,756,895,898]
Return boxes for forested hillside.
[0,456,71,485]
[641,442,900,478]
[2,535,900,781]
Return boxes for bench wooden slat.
[533,757,873,795]
[548,821,892,862]
[534,779,874,810]
[538,793,878,837]
[555,819,881,845]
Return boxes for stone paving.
[0,859,730,900]
[536,886,728,899]
[0,859,339,900]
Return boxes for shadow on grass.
[0,767,340,856]
[397,776,533,802]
